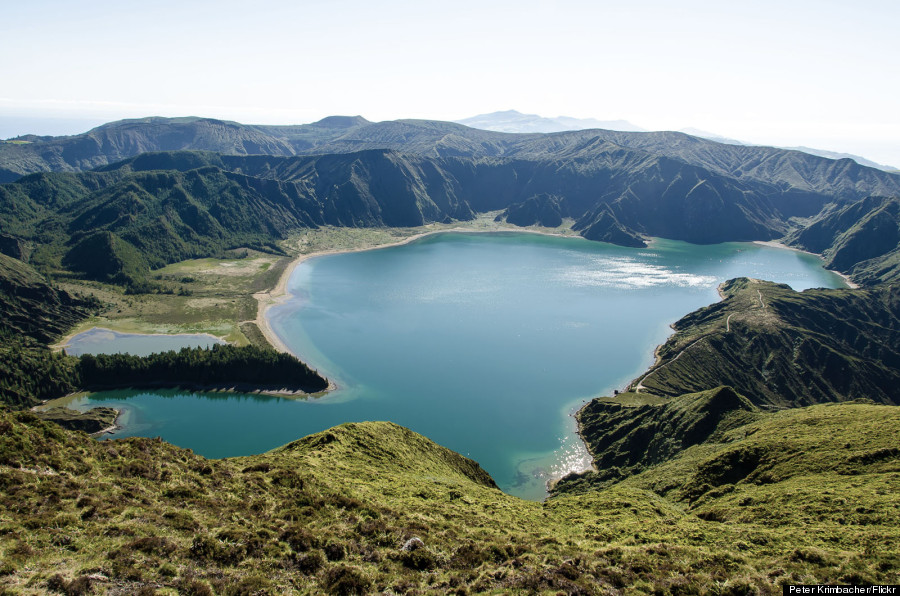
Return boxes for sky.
[1,0,898,166]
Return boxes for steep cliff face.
[4,147,823,284]
[503,194,567,228]
[574,204,646,247]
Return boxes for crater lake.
[66,232,846,499]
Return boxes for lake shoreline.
[93,408,123,436]
[55,228,844,499]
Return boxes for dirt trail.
[634,336,707,393]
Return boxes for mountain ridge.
[4,116,899,203]
[786,195,900,284]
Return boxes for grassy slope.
[1,406,897,594]
[617,401,900,579]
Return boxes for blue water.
[67,233,846,500]
[62,327,224,357]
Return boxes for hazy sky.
[2,0,898,165]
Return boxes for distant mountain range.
[453,110,645,134]
[780,146,897,172]
[455,111,898,172]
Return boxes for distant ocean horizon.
[0,116,109,139]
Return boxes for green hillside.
[0,254,98,408]
[0,253,97,344]
[0,167,308,286]
[563,387,761,488]
[6,144,880,290]
[4,116,900,256]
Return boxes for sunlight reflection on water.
[559,257,716,289]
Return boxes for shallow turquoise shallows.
[70,233,846,500]
[63,328,224,357]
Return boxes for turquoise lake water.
[66,233,846,500]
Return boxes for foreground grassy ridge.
[1,403,898,594]
[629,278,900,406]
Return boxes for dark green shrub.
[129,536,176,556]
[450,543,488,569]
[223,575,272,596]
[163,510,198,530]
[401,548,439,571]
[294,550,325,574]
[175,577,213,596]
[280,524,319,552]
[323,565,371,595]
[324,542,346,561]
[46,574,93,596]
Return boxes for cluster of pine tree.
[77,344,328,393]
[0,339,328,410]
